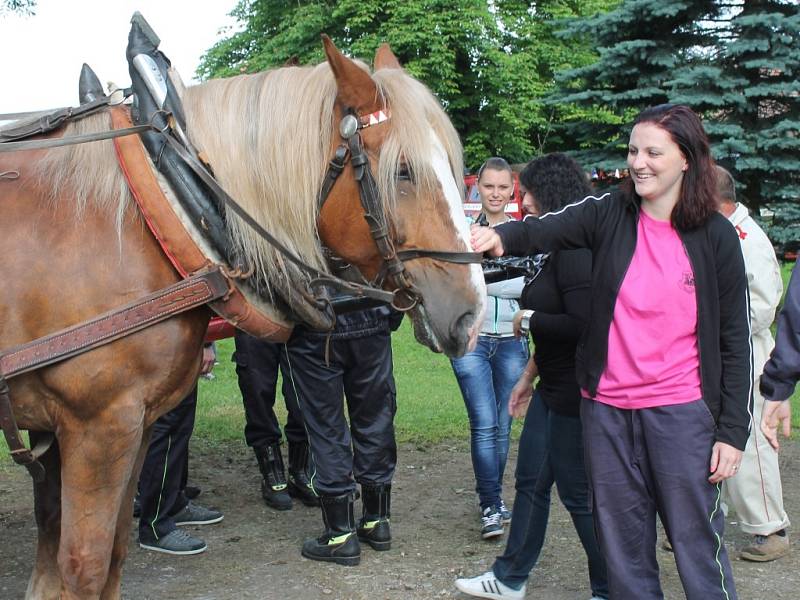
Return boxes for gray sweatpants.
[581,398,737,600]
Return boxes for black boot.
[301,493,361,566]
[357,483,392,551]
[287,442,319,507]
[253,444,292,511]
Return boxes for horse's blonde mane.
[28,56,465,302]
[184,63,465,298]
[32,112,132,229]
[182,65,336,296]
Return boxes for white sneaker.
[454,571,525,599]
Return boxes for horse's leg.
[100,427,152,600]
[25,433,62,600]
[55,407,145,600]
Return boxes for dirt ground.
[1,439,798,599]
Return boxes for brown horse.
[0,38,485,599]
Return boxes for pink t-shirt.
[593,210,702,409]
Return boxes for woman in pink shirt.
[471,105,751,600]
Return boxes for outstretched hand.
[470,224,504,257]
[761,399,792,450]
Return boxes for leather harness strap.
[109,106,293,342]
[0,123,154,153]
[0,378,52,483]
[0,95,117,143]
[160,129,401,308]
[0,267,229,482]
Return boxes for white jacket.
[727,203,783,374]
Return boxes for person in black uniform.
[457,153,609,599]
[233,332,317,510]
[283,304,401,566]
[138,343,224,555]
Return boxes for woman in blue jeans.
[451,157,528,540]
[456,154,608,599]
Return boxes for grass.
[187,261,800,446]
[3,262,800,471]
[194,320,472,447]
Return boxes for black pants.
[282,329,397,496]
[581,398,737,600]
[233,331,306,448]
[138,387,197,542]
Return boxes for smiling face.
[477,168,513,221]
[627,122,688,209]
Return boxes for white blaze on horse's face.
[428,131,487,349]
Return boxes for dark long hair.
[622,104,718,231]
[519,153,592,214]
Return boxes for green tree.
[549,0,722,169]
[551,0,800,211]
[675,0,800,211]
[478,0,622,164]
[198,0,619,170]
[1,0,35,15]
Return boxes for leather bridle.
[318,107,483,311]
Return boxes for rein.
[1,101,483,314]
[0,94,165,153]
[0,105,399,310]
[0,122,156,153]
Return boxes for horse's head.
[318,37,486,357]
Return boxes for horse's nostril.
[451,310,476,338]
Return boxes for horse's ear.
[321,34,379,111]
[374,43,402,70]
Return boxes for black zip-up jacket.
[496,189,753,450]
[760,260,800,402]
[296,304,401,340]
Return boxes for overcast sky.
[0,0,239,114]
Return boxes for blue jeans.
[451,335,528,510]
[492,393,609,598]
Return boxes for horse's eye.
[397,164,414,183]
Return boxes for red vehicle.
[463,172,523,221]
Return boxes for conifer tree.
[683,0,799,213]
[552,0,799,216]
[550,0,721,169]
